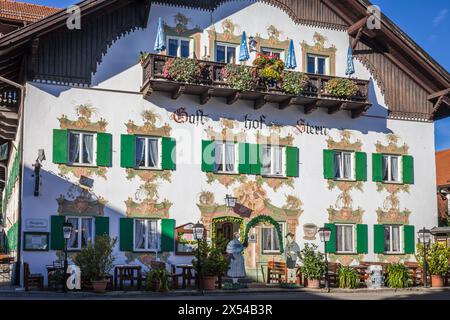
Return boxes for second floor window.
[69,131,96,166]
[134,219,160,252]
[136,136,161,169]
[167,37,191,58]
[384,225,402,253]
[382,155,400,183]
[307,54,328,75]
[214,141,237,174]
[261,145,284,177]
[216,43,237,64]
[334,151,354,180]
[67,217,94,251]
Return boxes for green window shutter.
[372,154,383,182]
[286,146,299,178]
[402,155,414,185]
[95,217,110,237]
[97,133,112,167]
[201,140,215,172]
[356,224,368,254]
[325,223,336,253]
[323,150,335,179]
[403,225,415,254]
[50,215,65,250]
[119,218,134,252]
[161,219,175,252]
[249,144,261,175]
[161,137,176,171]
[120,135,135,168]
[374,224,385,254]
[53,129,68,164]
[238,143,250,174]
[355,152,367,181]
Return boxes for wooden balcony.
[141,54,372,118]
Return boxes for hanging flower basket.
[282,71,310,95]
[221,64,258,92]
[162,57,202,84]
[324,78,359,99]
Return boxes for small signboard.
[25,219,48,231]
[249,233,257,243]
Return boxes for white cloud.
[433,9,448,26]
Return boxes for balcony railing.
[141,54,371,118]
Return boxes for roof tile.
[0,0,60,23]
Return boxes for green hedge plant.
[385,263,412,288]
[282,72,309,95]
[298,244,326,280]
[324,78,359,99]
[416,242,450,276]
[338,266,359,289]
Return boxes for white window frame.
[66,216,95,251]
[133,219,161,252]
[135,136,162,170]
[68,131,97,166]
[261,222,286,254]
[335,224,356,254]
[261,47,284,61]
[306,53,330,75]
[384,225,403,254]
[215,42,238,64]
[214,141,238,174]
[382,154,402,183]
[334,150,355,181]
[261,145,286,178]
[166,36,193,58]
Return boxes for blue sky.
[26,0,450,150]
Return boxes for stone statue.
[226,232,246,284]
[284,233,300,284]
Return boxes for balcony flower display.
[221,64,258,92]
[162,57,201,84]
[282,71,310,95]
[253,53,285,85]
[324,78,359,99]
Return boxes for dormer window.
[167,36,191,58]
[307,54,329,75]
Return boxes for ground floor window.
[384,225,402,253]
[66,217,94,251]
[336,224,355,253]
[261,223,284,254]
[134,219,161,252]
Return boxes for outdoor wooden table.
[175,264,195,289]
[114,265,142,290]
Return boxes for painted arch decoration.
[242,215,284,253]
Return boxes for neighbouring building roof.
[437,149,450,187]
[0,0,60,24]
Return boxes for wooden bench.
[24,263,44,291]
[327,262,340,287]
[267,261,287,284]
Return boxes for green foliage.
[192,236,230,277]
[253,53,284,82]
[73,235,117,281]
[385,263,412,288]
[298,243,326,280]
[162,57,201,83]
[144,268,170,292]
[416,242,450,276]
[221,64,258,92]
[282,71,309,95]
[338,266,359,289]
[242,215,283,253]
[324,78,359,99]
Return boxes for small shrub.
[162,57,201,83]
[221,64,257,92]
[324,78,359,99]
[253,53,284,83]
[282,72,309,95]
[192,236,230,277]
[338,266,359,289]
[144,268,170,292]
[385,263,412,288]
[298,243,326,280]
[416,242,450,276]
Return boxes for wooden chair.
[327,262,340,287]
[24,263,44,291]
[267,261,287,284]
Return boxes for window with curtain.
[334,151,354,180]
[214,141,236,173]
[167,37,191,58]
[134,219,160,251]
[261,145,284,177]
[135,136,160,169]
[336,224,355,253]
[384,225,402,253]
[69,132,95,165]
[66,217,94,251]
[306,54,328,75]
[216,43,237,64]
[382,155,401,182]
[261,223,284,253]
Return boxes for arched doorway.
[243,215,284,253]
[212,217,245,250]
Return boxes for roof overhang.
[431,227,450,235]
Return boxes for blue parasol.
[285,39,297,69]
[154,17,166,52]
[345,45,355,76]
[239,31,250,62]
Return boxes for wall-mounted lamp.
[248,36,258,52]
[33,149,46,197]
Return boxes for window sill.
[383,252,405,255]
[334,178,357,183]
[261,251,282,256]
[134,167,164,172]
[261,175,288,180]
[334,252,357,255]
[214,171,240,176]
[66,163,98,169]
[381,181,404,185]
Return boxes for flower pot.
[201,276,217,290]
[91,279,109,293]
[431,275,445,288]
[306,278,321,289]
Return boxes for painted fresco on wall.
[125,252,171,266]
[376,254,412,264]
[301,32,337,75]
[57,184,107,217]
[329,254,364,266]
[124,110,173,219]
[58,105,109,179]
[163,13,202,58]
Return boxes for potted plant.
[338,266,359,289]
[144,268,170,292]
[162,57,201,84]
[74,235,117,293]
[416,242,450,287]
[221,64,258,92]
[385,263,412,288]
[192,238,229,290]
[282,71,309,95]
[324,78,359,99]
[298,243,326,289]
[253,53,284,89]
